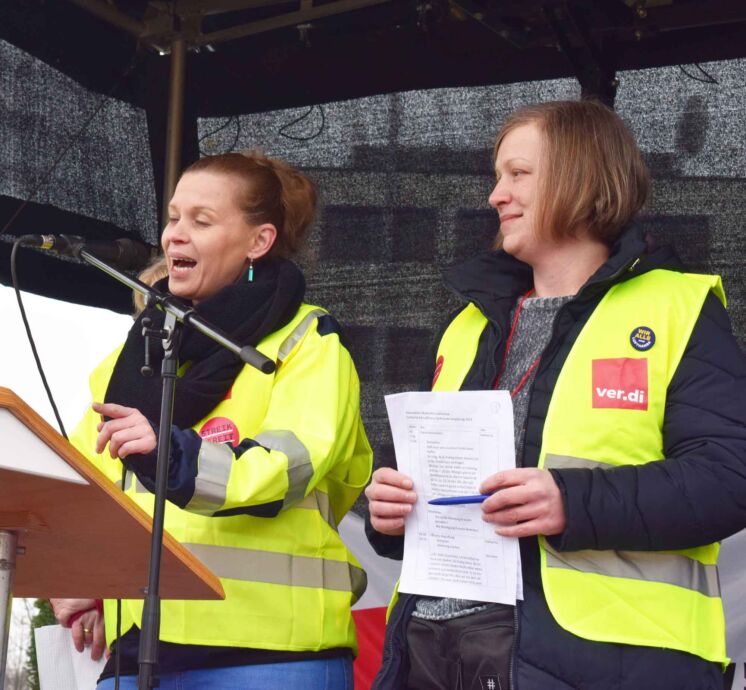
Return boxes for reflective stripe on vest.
[542,453,720,596]
[185,441,233,515]
[256,430,313,508]
[432,269,727,663]
[295,489,337,530]
[183,542,367,603]
[118,471,149,494]
[544,543,720,597]
[278,308,327,362]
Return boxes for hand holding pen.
[481,469,565,537]
[430,468,566,538]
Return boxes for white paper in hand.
[385,390,522,605]
[34,624,106,690]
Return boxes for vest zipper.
[509,600,519,689]
[582,254,641,299]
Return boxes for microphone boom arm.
[79,248,276,374]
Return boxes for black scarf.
[104,257,305,429]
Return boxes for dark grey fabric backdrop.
[0,39,158,244]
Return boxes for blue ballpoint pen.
[428,494,490,505]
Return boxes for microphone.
[18,233,155,270]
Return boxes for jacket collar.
[444,224,680,323]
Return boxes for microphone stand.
[137,308,178,690]
[78,249,275,689]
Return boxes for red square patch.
[592,358,648,410]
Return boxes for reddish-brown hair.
[182,150,317,258]
[133,151,315,314]
[493,100,649,245]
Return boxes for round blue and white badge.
[630,326,655,351]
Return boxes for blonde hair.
[493,100,649,245]
[133,256,168,315]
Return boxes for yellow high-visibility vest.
[70,303,372,652]
[432,269,728,663]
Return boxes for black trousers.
[406,605,515,690]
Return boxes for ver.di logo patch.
[630,325,655,351]
[592,358,648,411]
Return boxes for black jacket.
[368,225,746,690]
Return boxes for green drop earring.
[247,257,254,282]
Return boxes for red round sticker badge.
[199,417,239,447]
[431,355,444,388]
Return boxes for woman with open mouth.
[51,150,372,690]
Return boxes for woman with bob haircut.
[366,99,746,689]
[50,150,372,689]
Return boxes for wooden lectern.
[0,387,224,686]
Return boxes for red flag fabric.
[339,512,401,690]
